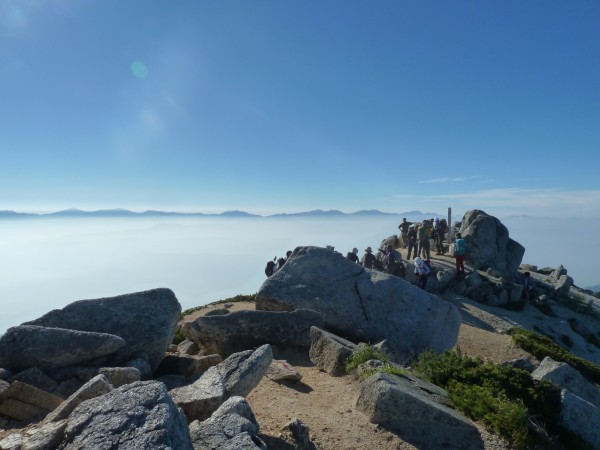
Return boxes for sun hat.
[365,247,372,253]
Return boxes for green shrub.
[508,327,600,385]
[345,346,389,373]
[172,327,185,345]
[448,381,529,449]
[414,349,560,450]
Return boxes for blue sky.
[1,1,599,217]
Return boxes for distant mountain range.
[0,208,443,219]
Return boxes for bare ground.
[183,299,527,450]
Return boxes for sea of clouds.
[0,215,596,333]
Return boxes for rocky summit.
[0,209,599,449]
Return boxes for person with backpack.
[265,259,276,277]
[453,232,467,277]
[406,224,418,260]
[382,244,405,277]
[434,218,447,255]
[347,247,359,263]
[361,247,376,269]
[414,256,431,289]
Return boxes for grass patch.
[345,345,406,380]
[345,345,389,373]
[414,349,563,450]
[508,327,600,385]
[172,327,185,345]
[181,293,256,318]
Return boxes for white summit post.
[447,207,454,242]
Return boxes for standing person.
[521,271,535,300]
[361,247,376,269]
[453,233,467,277]
[417,222,431,260]
[406,224,418,260]
[414,257,431,289]
[347,247,359,263]
[434,218,446,255]
[397,218,412,248]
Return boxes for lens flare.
[130,61,148,79]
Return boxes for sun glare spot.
[130,61,148,79]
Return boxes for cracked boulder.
[256,246,460,361]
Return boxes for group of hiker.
[264,250,292,277]
[263,217,469,291]
[263,219,538,301]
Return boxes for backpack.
[455,238,467,256]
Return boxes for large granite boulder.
[183,309,323,357]
[0,325,126,371]
[171,345,272,422]
[256,246,460,361]
[356,372,484,450]
[459,210,525,277]
[24,288,181,371]
[188,396,264,450]
[60,380,193,449]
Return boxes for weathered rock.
[218,345,273,398]
[0,379,9,394]
[0,368,13,380]
[52,378,84,400]
[183,309,323,357]
[125,357,153,380]
[170,366,225,422]
[552,265,567,279]
[189,408,263,449]
[0,325,126,371]
[309,327,356,376]
[197,354,224,371]
[8,368,57,393]
[154,354,201,379]
[279,417,317,450]
[188,396,264,450]
[501,357,537,373]
[256,246,460,361]
[22,420,68,450]
[559,389,600,450]
[0,433,23,450]
[267,360,303,383]
[204,308,230,317]
[98,366,141,388]
[0,381,63,421]
[177,339,200,356]
[44,374,113,423]
[24,288,181,371]
[155,374,189,391]
[555,274,573,298]
[61,380,192,449]
[459,209,524,277]
[356,372,484,450]
[532,357,600,409]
